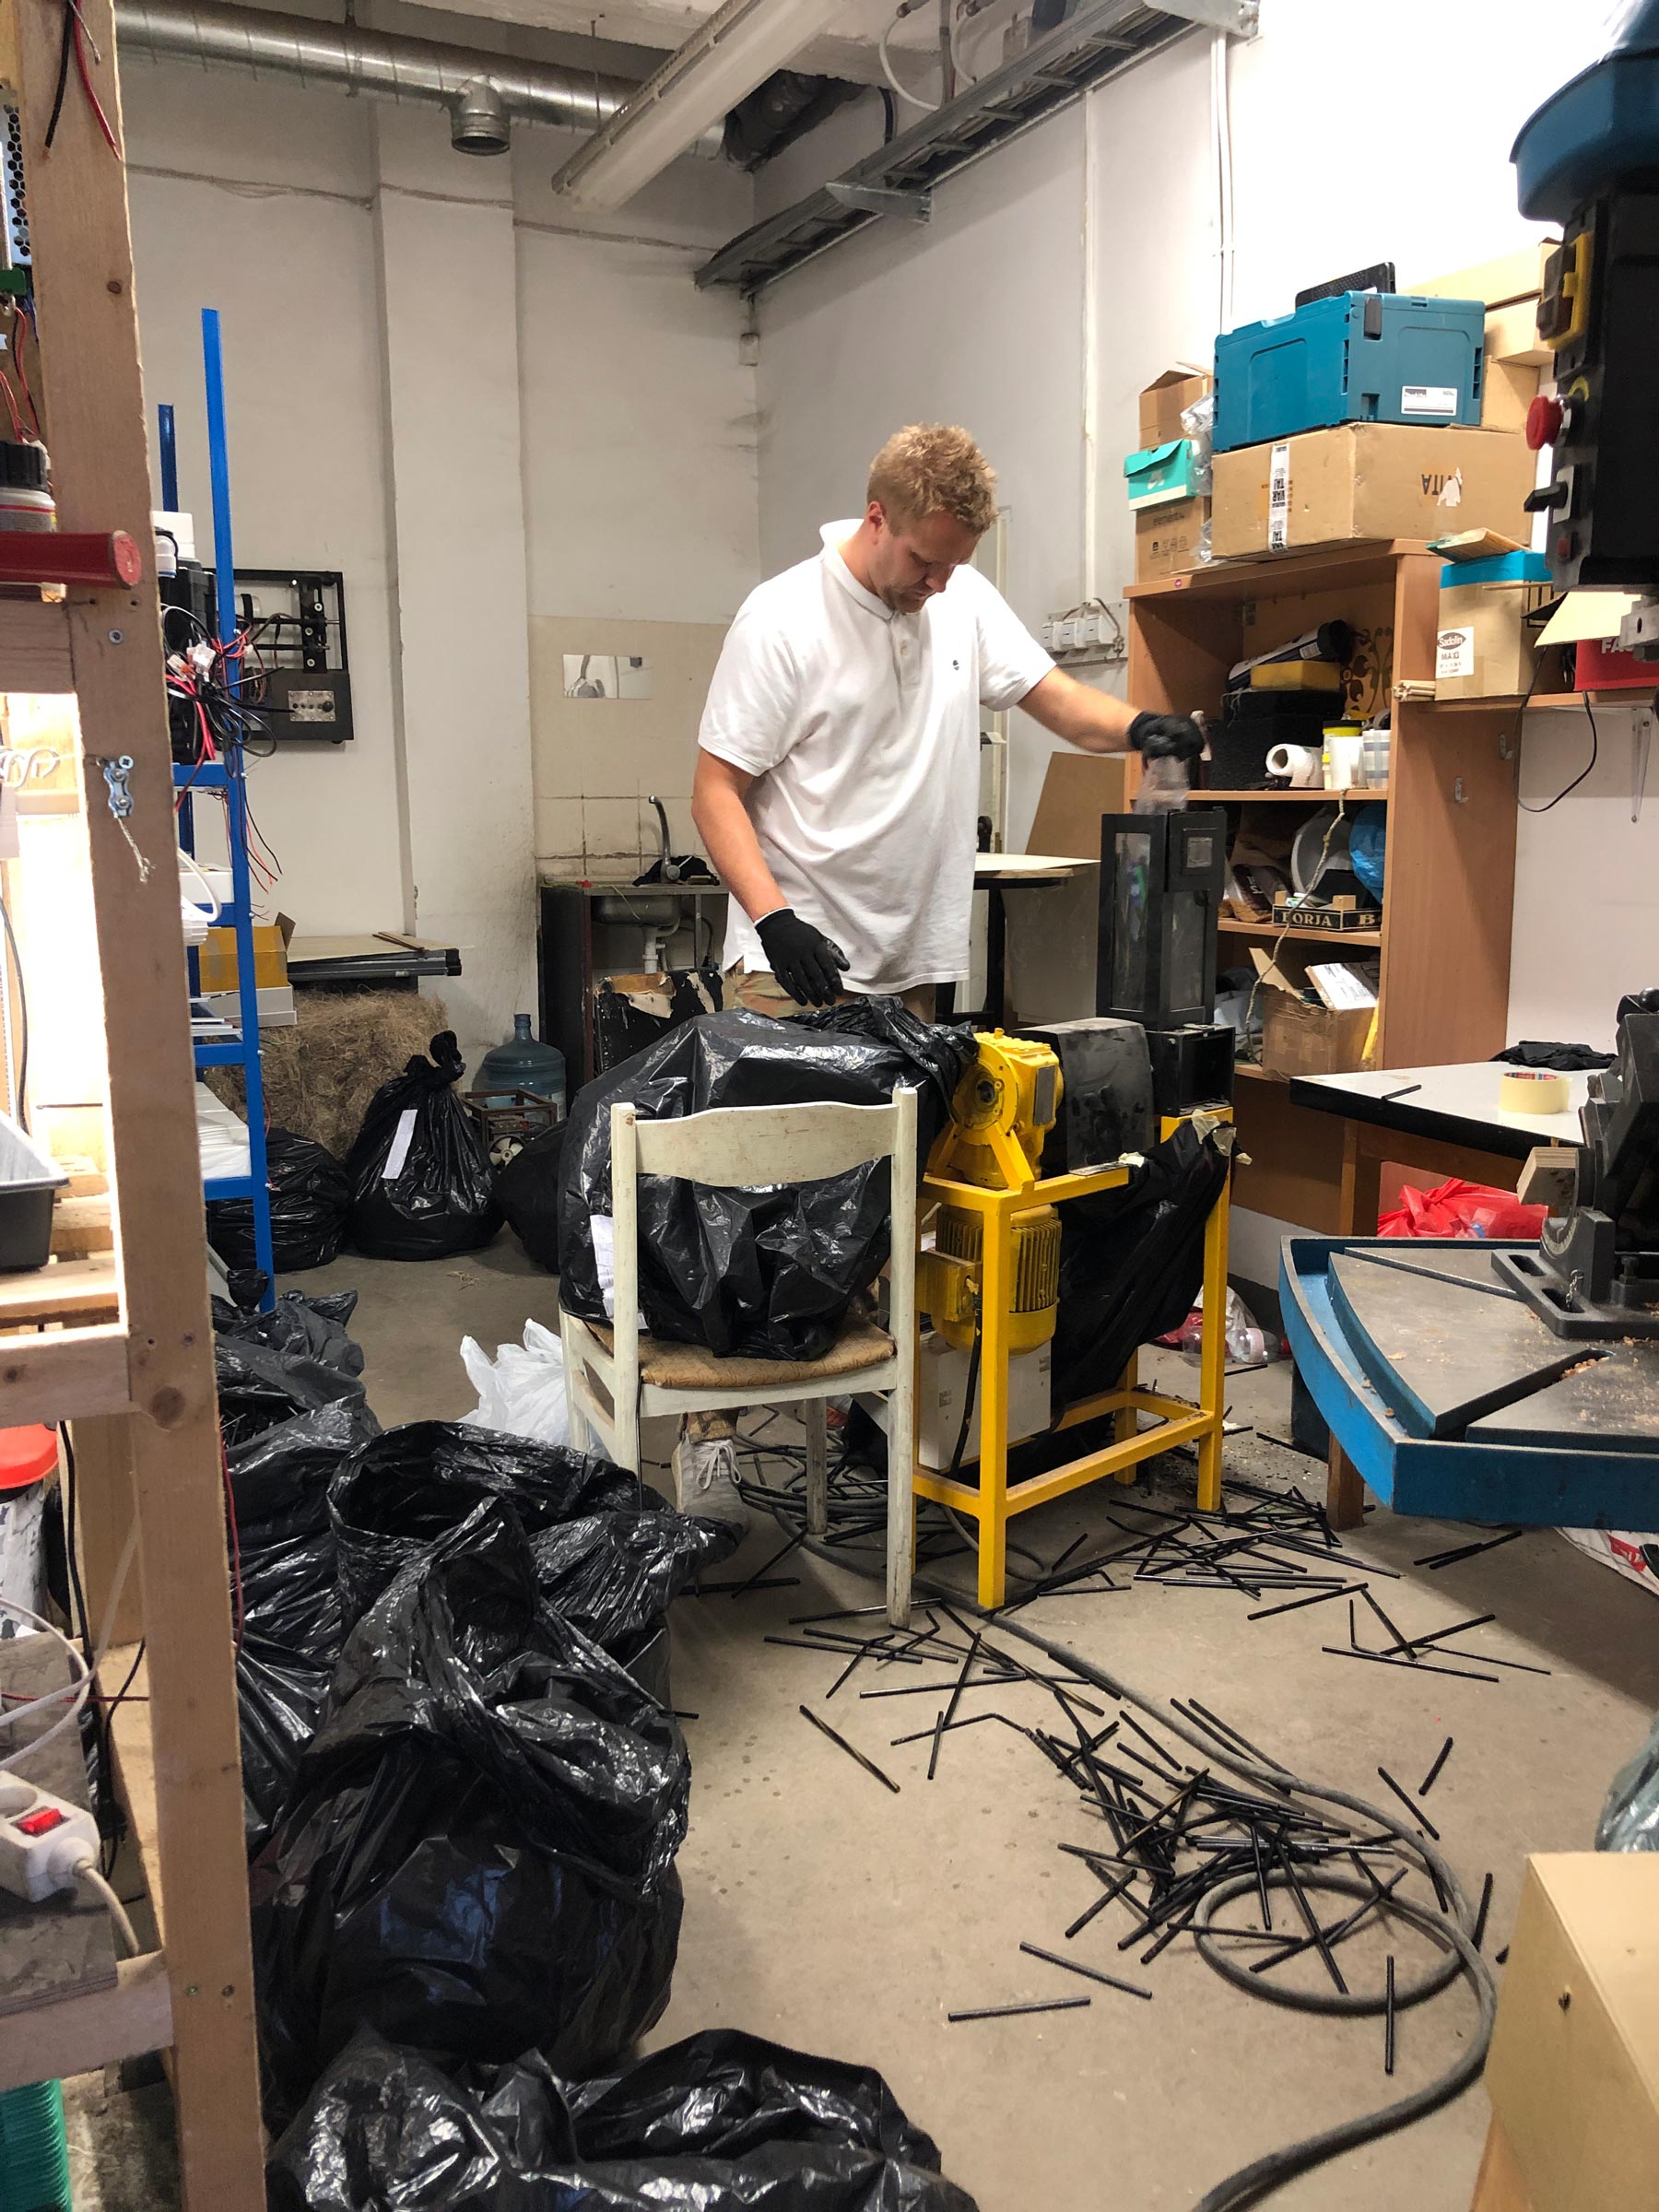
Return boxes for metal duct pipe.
[112,0,726,158]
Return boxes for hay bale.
[206,991,448,1157]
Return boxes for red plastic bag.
[1377,1177,1546,1241]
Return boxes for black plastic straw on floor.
[1247,1583,1363,1623]
[1384,1955,1396,2074]
[730,1532,804,1597]
[1473,1871,1494,1950]
[1185,1698,1293,1777]
[1415,1529,1524,1570]
[1360,1584,1418,1660]
[947,1996,1090,2024]
[1321,1647,1500,1686]
[798,1704,900,1794]
[1020,1941,1153,2000]
[1418,1736,1453,1797]
[929,1630,982,1782]
[1375,1765,1440,1841]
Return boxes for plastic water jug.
[477,1015,566,1116]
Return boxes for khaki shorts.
[724,965,936,1025]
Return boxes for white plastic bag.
[459,1317,570,1447]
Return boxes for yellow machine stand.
[914,1030,1234,1609]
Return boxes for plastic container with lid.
[0,1424,59,1637]
[0,440,54,535]
[0,1111,67,1272]
[477,1015,567,1117]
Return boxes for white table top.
[974,853,1096,881]
[1295,1061,1590,1145]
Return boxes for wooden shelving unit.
[0,2,264,2203]
[1126,540,1521,1230]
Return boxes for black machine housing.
[1497,1011,1659,1336]
[1097,808,1227,1031]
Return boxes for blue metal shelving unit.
[174,308,275,1298]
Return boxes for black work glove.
[1128,711,1206,764]
[755,908,849,1008]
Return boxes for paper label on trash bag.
[381,1107,418,1181]
[1401,383,1457,415]
[591,1214,617,1317]
[1267,441,1290,550]
[1437,627,1475,678]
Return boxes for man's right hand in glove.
[1127,711,1206,764]
[755,908,849,1008]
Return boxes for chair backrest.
[605,1089,919,1360]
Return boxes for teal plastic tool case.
[1213,289,1487,453]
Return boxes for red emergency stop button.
[16,1806,65,1836]
[1526,394,1563,450]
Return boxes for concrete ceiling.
[388,0,982,88]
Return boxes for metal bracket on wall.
[826,181,932,224]
[697,0,1258,296]
[1632,708,1652,824]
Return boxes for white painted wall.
[122,26,759,1060]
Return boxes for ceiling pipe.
[112,0,727,159]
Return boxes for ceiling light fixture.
[550,0,850,213]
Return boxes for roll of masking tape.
[1498,1069,1570,1115]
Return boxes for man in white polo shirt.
[692,422,1203,1017]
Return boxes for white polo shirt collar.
[820,520,893,623]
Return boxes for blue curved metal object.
[1512,18,1659,220]
[1281,1236,1659,1529]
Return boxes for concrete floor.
[71,1228,1659,2208]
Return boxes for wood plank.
[0,1953,172,2089]
[1378,560,1518,1065]
[72,1416,144,1647]
[1125,539,1431,602]
[0,1253,120,1324]
[51,1192,114,1255]
[0,598,75,693]
[0,1324,130,1424]
[13,0,264,2195]
[102,1646,162,1931]
[1469,2117,1535,2212]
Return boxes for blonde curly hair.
[867,424,998,535]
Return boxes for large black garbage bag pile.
[213,1288,371,1448]
[330,1419,640,1624]
[558,1004,975,1359]
[229,1398,379,1853]
[268,2027,981,2212]
[328,1419,735,1699]
[347,1030,502,1261]
[251,1504,688,2127]
[209,1126,351,1274]
[1050,1118,1231,1410]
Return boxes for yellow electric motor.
[925,1031,1064,1354]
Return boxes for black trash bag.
[527,1494,736,1663]
[251,1502,688,2125]
[329,1419,642,1629]
[213,1289,371,1449]
[347,1031,502,1261]
[495,1120,566,1271]
[1050,1119,1231,1410]
[229,1399,379,1853]
[209,1126,351,1274]
[558,1005,974,1359]
[267,2027,981,2212]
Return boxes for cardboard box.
[1486,297,1554,370]
[1484,354,1542,432]
[1135,496,1210,582]
[1435,578,1552,700]
[1139,368,1210,446]
[1210,423,1537,559]
[1124,438,1198,511]
[1483,1853,1659,2212]
[1404,241,1555,311]
[198,921,291,995]
[1260,991,1373,1077]
[1027,750,1129,859]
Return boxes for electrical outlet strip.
[0,1775,99,1902]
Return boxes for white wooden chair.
[559,1089,919,1625]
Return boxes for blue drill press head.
[1512,1,1659,220]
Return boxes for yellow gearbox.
[925,1031,1063,1354]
